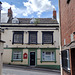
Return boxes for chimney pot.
[8,7,12,19]
[53,8,56,19]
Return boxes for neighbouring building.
[0,1,5,75]
[1,8,60,70]
[59,0,75,75]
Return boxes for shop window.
[11,50,23,62]
[12,31,24,44]
[13,51,22,60]
[61,50,70,70]
[42,51,55,61]
[42,31,53,44]
[29,31,37,44]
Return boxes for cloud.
[2,2,25,17]
[2,0,55,18]
[23,0,55,17]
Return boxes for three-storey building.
[1,8,60,69]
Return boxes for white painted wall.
[1,26,59,48]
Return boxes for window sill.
[42,43,54,45]
[63,67,71,73]
[28,43,38,44]
[12,43,23,44]
[41,61,56,63]
[11,60,23,62]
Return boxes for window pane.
[67,50,70,70]
[13,51,22,60]
[14,34,22,43]
[45,56,51,61]
[42,52,45,61]
[42,51,55,61]
[61,50,69,69]
[43,32,53,44]
[52,52,55,61]
[29,32,37,43]
[46,52,51,55]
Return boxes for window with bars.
[29,31,37,44]
[42,51,55,61]
[61,50,70,70]
[42,32,53,44]
[12,31,24,44]
[13,51,22,60]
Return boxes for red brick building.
[59,0,75,75]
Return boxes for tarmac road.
[3,64,61,75]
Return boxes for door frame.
[28,49,37,66]
[30,51,36,66]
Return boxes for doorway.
[71,48,75,75]
[30,52,35,66]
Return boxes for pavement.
[3,64,61,75]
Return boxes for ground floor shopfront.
[3,48,60,70]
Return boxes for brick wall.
[60,0,75,46]
[62,70,71,75]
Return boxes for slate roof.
[7,18,58,24]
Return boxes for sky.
[1,0,59,22]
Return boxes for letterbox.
[23,53,27,59]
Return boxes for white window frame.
[13,51,22,60]
[64,39,66,45]
[42,51,55,61]
[67,50,70,70]
[71,33,74,42]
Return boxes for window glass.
[42,52,45,61]
[14,34,22,43]
[13,31,23,44]
[61,50,70,70]
[42,32,53,44]
[13,51,22,60]
[42,51,55,61]
[29,32,37,44]
[52,52,55,61]
[45,56,51,61]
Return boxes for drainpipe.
[0,2,2,24]
[58,0,62,75]
[0,1,2,75]
[0,1,2,39]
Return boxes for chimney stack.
[8,7,12,19]
[53,8,56,19]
